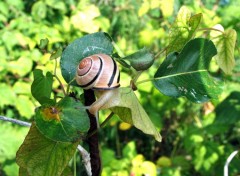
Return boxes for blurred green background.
[0,0,240,175]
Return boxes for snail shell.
[76,54,120,90]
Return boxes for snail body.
[76,54,120,119]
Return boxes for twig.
[77,145,92,176]
[84,89,101,176]
[0,116,31,127]
[224,150,239,176]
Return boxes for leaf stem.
[66,78,76,94]
[136,70,207,85]
[198,27,224,34]
[112,41,125,57]
[154,47,167,59]
[86,112,114,138]
[53,75,67,96]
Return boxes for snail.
[76,54,120,121]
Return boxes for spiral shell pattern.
[76,54,120,90]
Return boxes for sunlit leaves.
[31,69,54,105]
[8,56,33,77]
[60,32,113,86]
[16,124,78,176]
[121,48,154,71]
[35,96,89,142]
[167,6,202,54]
[31,1,47,21]
[211,24,237,74]
[111,88,161,142]
[154,38,222,103]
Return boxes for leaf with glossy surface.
[35,96,89,142]
[16,124,78,176]
[121,48,154,71]
[211,25,237,74]
[110,88,161,142]
[167,6,202,54]
[154,38,222,103]
[31,69,54,105]
[60,32,113,86]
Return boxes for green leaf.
[0,83,16,107]
[211,25,237,74]
[167,6,202,54]
[35,96,89,142]
[31,1,47,21]
[39,38,49,49]
[15,95,35,119]
[0,122,28,163]
[121,48,154,71]
[16,124,78,176]
[31,69,54,105]
[154,38,222,103]
[111,88,162,142]
[60,32,113,86]
[210,91,240,133]
[8,56,33,77]
[19,167,30,176]
[50,47,63,60]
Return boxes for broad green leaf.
[8,56,33,77]
[0,122,28,163]
[60,32,113,86]
[110,88,162,142]
[211,25,237,74]
[39,38,49,49]
[0,83,16,107]
[19,167,29,176]
[167,6,202,54]
[121,48,154,71]
[13,81,31,95]
[31,69,54,105]
[154,38,222,103]
[16,124,78,176]
[19,166,72,176]
[31,1,47,21]
[35,96,89,142]
[50,47,63,60]
[15,95,35,119]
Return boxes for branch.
[0,116,31,127]
[77,145,92,176]
[224,150,239,176]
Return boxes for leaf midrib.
[155,69,207,80]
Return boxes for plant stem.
[198,27,224,34]
[136,78,155,85]
[84,89,101,176]
[77,145,91,176]
[0,116,31,127]
[53,75,67,96]
[224,150,239,176]
[87,112,114,138]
